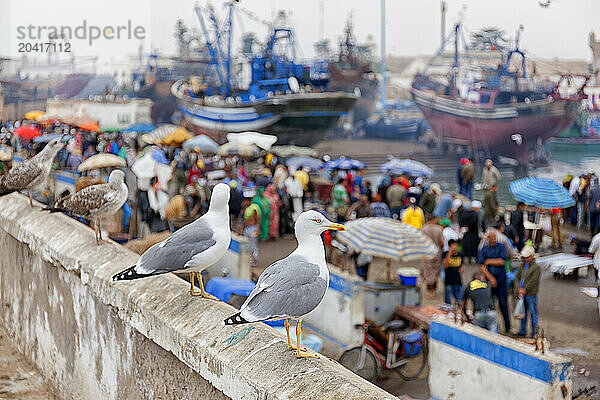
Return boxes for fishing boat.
[362,101,425,141]
[172,4,357,145]
[411,24,588,159]
[326,18,379,123]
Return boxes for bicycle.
[338,320,428,382]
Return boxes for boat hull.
[172,80,357,145]
[412,88,579,156]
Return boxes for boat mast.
[451,23,459,99]
[380,0,386,109]
[440,1,446,45]
[194,6,225,90]
[225,1,234,97]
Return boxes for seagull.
[223,210,345,358]
[45,169,128,244]
[112,183,230,299]
[0,137,65,206]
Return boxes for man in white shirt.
[284,169,304,221]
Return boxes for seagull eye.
[314,218,322,224]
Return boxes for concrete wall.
[0,193,396,400]
[428,320,573,400]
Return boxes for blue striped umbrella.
[321,157,366,170]
[380,158,433,178]
[336,217,438,261]
[182,135,219,153]
[286,156,322,170]
[509,177,575,208]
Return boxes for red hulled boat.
[411,24,588,158]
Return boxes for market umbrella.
[122,122,155,133]
[271,145,318,157]
[218,142,260,157]
[77,153,126,172]
[286,156,322,170]
[142,124,179,144]
[161,127,192,146]
[25,110,44,120]
[14,125,41,140]
[36,114,59,124]
[226,131,277,150]
[321,156,366,170]
[509,177,575,208]
[380,158,433,178]
[33,134,72,143]
[182,135,219,153]
[336,217,438,280]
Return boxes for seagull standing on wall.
[0,137,65,206]
[45,169,129,244]
[112,183,231,299]
[223,210,345,358]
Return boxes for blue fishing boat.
[172,4,357,145]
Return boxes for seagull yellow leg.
[284,319,293,349]
[295,320,319,359]
[189,272,202,296]
[196,272,219,300]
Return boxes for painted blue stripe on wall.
[227,238,240,254]
[55,174,76,185]
[429,322,567,383]
[328,273,361,297]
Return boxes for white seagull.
[112,183,230,299]
[0,137,65,205]
[223,210,345,358]
[45,169,129,244]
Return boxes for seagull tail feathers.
[223,312,250,326]
[112,265,151,282]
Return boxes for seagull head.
[295,210,345,240]
[42,137,66,157]
[208,182,231,212]
[108,169,126,188]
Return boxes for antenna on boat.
[440,1,446,45]
[380,0,386,110]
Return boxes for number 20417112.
[18,42,71,52]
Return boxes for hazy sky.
[1,0,598,70]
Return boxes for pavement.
[0,327,55,400]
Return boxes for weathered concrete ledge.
[0,193,397,400]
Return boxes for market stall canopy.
[182,135,219,153]
[142,124,179,145]
[218,142,260,157]
[14,125,41,140]
[336,217,438,261]
[59,116,100,132]
[321,156,366,170]
[33,134,73,143]
[77,153,126,172]
[161,127,192,146]
[122,123,155,133]
[286,156,323,170]
[509,177,575,209]
[131,150,173,189]
[35,113,59,124]
[271,145,318,157]
[99,126,121,133]
[25,110,44,120]
[380,158,433,178]
[226,131,277,150]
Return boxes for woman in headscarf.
[264,184,281,238]
[252,186,271,240]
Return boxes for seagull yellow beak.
[326,223,346,231]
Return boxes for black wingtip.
[223,312,250,326]
[112,265,149,282]
[42,206,63,213]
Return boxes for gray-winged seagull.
[112,182,230,299]
[0,137,65,205]
[45,169,128,244]
[223,210,345,358]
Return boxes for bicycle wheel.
[396,339,428,381]
[338,346,379,382]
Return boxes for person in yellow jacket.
[401,197,425,229]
